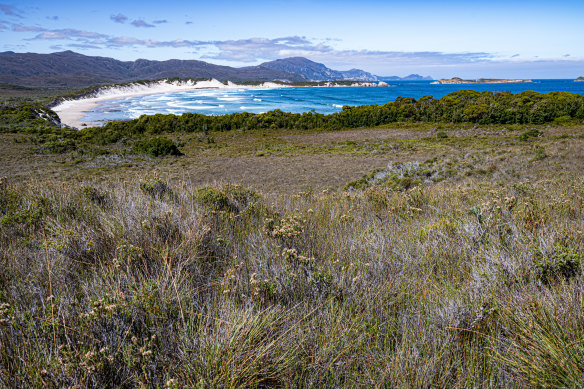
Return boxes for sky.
[1,0,583,78]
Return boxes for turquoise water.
[84,80,584,123]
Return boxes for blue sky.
[1,0,583,78]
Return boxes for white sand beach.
[52,79,286,129]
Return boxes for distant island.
[378,74,433,81]
[431,77,532,85]
[576,76,584,82]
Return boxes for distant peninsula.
[431,77,532,85]
[575,77,584,82]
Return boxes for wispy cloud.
[200,36,493,68]
[0,23,7,30]
[131,20,154,28]
[106,36,204,48]
[110,13,127,24]
[22,30,495,71]
[0,4,22,18]
[12,24,46,32]
[31,29,107,40]
[46,16,59,21]
[153,20,167,24]
[204,36,331,62]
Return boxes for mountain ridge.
[0,51,305,87]
[259,57,379,81]
[0,50,431,87]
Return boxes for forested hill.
[0,51,305,87]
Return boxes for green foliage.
[0,193,48,228]
[553,115,572,124]
[37,138,77,154]
[132,137,182,157]
[223,184,260,209]
[518,128,542,141]
[196,186,233,211]
[344,168,383,190]
[436,131,448,138]
[534,244,581,284]
[139,178,171,198]
[531,145,547,161]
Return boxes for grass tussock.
[1,174,584,388]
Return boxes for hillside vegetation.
[1,89,584,387]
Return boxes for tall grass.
[1,176,583,387]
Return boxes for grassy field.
[1,92,584,387]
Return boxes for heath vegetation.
[1,87,584,387]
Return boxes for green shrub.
[437,131,448,139]
[0,195,48,228]
[518,129,542,141]
[534,244,581,284]
[531,146,547,162]
[196,186,233,211]
[140,179,171,198]
[343,168,383,191]
[224,184,259,209]
[553,115,571,125]
[132,137,182,157]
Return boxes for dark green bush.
[437,131,448,139]
[132,137,182,157]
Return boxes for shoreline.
[51,79,290,129]
[52,79,384,129]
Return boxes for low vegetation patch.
[345,155,497,191]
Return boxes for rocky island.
[575,76,584,82]
[431,77,532,84]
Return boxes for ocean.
[82,80,584,124]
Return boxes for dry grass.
[1,122,584,387]
[1,167,584,387]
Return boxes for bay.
[82,80,584,124]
